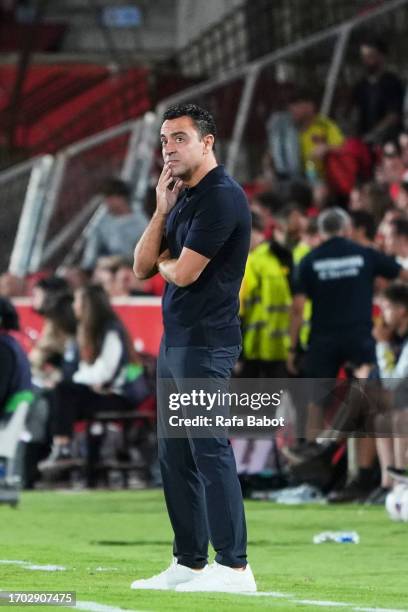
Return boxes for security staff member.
[288,207,408,437]
[132,104,256,593]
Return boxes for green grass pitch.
[0,490,407,611]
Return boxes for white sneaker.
[130,558,208,590]
[175,561,257,593]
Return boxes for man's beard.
[173,162,198,182]
[175,168,192,181]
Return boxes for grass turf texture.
[0,490,407,611]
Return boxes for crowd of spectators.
[234,35,408,504]
[1,35,408,502]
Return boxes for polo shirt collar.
[184,165,224,199]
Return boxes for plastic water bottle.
[313,531,360,544]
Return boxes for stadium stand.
[1,0,408,499]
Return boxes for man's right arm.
[133,163,183,280]
[133,212,168,279]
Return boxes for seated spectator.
[92,255,123,296]
[39,285,148,471]
[31,275,70,314]
[29,292,78,387]
[288,88,344,183]
[58,266,90,291]
[349,181,392,225]
[0,297,32,421]
[384,216,408,269]
[114,258,164,297]
[81,177,148,270]
[351,37,404,145]
[373,283,408,503]
[114,259,153,297]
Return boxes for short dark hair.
[100,177,131,199]
[35,275,69,293]
[361,36,388,56]
[390,217,408,239]
[384,282,408,310]
[287,180,313,210]
[350,210,377,241]
[288,87,319,107]
[162,104,217,141]
[252,191,284,214]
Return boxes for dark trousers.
[157,341,247,569]
[49,381,132,437]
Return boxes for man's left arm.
[158,248,210,287]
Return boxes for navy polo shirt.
[162,165,251,347]
[294,236,401,336]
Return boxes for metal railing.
[0,119,146,275]
[0,157,46,275]
[174,0,390,78]
[145,0,408,183]
[2,0,408,276]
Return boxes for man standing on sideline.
[132,104,256,593]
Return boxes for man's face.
[286,209,308,241]
[360,45,383,73]
[160,116,212,181]
[105,195,129,216]
[289,100,315,126]
[381,298,405,330]
[31,286,46,312]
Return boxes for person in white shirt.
[372,283,408,503]
[39,285,145,470]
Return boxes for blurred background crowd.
[2,0,408,506]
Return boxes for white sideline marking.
[294,600,349,607]
[0,559,66,571]
[25,564,66,571]
[0,560,26,565]
[2,562,406,612]
[76,602,146,612]
[241,591,408,612]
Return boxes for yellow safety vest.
[292,241,312,349]
[240,242,291,361]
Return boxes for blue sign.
[102,6,142,27]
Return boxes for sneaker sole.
[176,585,257,593]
